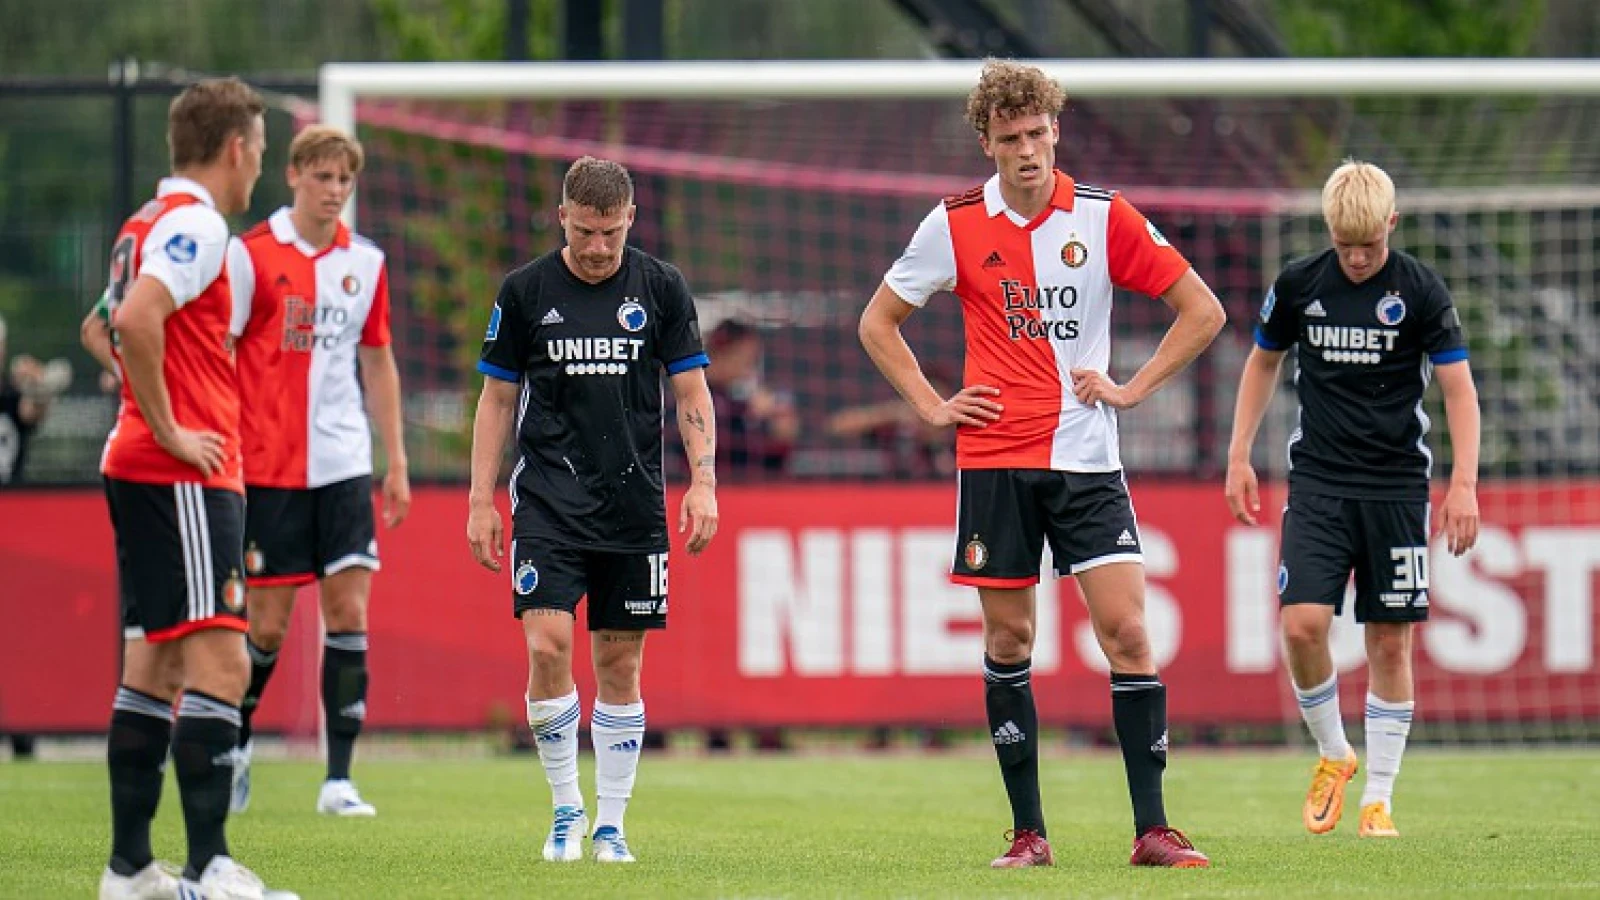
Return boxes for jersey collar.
[983,170,1076,221]
[156,176,217,208]
[268,206,351,257]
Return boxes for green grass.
[5,749,1600,898]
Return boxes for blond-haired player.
[1225,159,1481,838]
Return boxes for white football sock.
[527,690,582,808]
[1361,692,1414,810]
[1293,673,1352,760]
[590,700,645,833]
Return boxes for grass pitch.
[4,748,1598,898]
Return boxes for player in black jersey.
[1226,160,1481,839]
[467,157,717,865]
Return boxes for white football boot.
[176,856,298,900]
[316,778,376,817]
[98,861,179,900]
[542,805,589,862]
[591,826,636,863]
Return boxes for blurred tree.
[1270,0,1545,58]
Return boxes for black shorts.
[244,475,378,587]
[1278,492,1430,624]
[950,469,1143,587]
[509,538,668,631]
[105,478,247,642]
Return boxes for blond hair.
[168,77,264,169]
[289,125,365,174]
[965,58,1066,137]
[562,156,633,215]
[1322,159,1396,241]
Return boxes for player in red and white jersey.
[98,78,299,900]
[860,60,1225,871]
[225,125,408,821]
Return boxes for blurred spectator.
[705,318,798,476]
[0,313,71,487]
[827,364,958,479]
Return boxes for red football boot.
[991,829,1054,868]
[1130,826,1210,868]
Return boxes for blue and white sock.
[1293,674,1352,760]
[526,690,582,808]
[1361,693,1414,810]
[590,700,645,834]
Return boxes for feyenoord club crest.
[964,538,989,571]
[1061,239,1089,268]
[245,542,265,575]
[221,571,247,613]
[341,274,361,296]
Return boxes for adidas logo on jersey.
[982,251,1006,268]
[1305,300,1328,317]
[608,739,641,753]
[340,701,367,721]
[1117,529,1138,547]
[541,308,565,325]
[992,721,1025,745]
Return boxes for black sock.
[239,638,279,749]
[984,655,1044,837]
[1111,672,1168,836]
[107,687,174,876]
[322,632,369,782]
[171,692,239,878]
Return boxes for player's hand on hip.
[1225,461,1262,525]
[157,426,226,477]
[1069,369,1138,409]
[679,483,719,555]
[1440,482,1480,556]
[924,385,1002,428]
[383,466,412,528]
[467,502,505,572]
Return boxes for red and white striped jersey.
[230,208,392,489]
[102,177,243,493]
[883,171,1189,472]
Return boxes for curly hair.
[563,156,634,215]
[965,58,1066,136]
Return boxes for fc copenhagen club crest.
[1376,292,1406,326]
[514,561,540,596]
[244,542,265,575]
[964,538,989,571]
[617,299,647,332]
[222,571,247,613]
[1061,239,1089,268]
[341,274,361,296]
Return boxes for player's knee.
[1282,616,1328,655]
[984,620,1034,661]
[527,640,572,676]
[249,618,289,653]
[1366,628,1410,669]
[1100,615,1151,666]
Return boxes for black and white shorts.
[1278,492,1430,624]
[950,469,1144,587]
[509,538,669,631]
[244,475,378,587]
[105,478,248,642]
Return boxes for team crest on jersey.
[245,542,265,575]
[1376,292,1406,326]
[221,570,247,613]
[514,561,540,596]
[964,538,989,571]
[1060,239,1089,268]
[341,274,360,296]
[618,299,647,333]
[1145,220,1171,247]
[164,234,198,263]
[1277,564,1289,595]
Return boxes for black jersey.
[477,247,708,551]
[1255,248,1468,501]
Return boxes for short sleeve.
[226,237,256,337]
[1105,194,1190,297]
[654,264,707,374]
[360,264,393,347]
[882,204,956,307]
[477,274,528,383]
[1254,272,1297,352]
[1420,270,1469,365]
[138,204,229,309]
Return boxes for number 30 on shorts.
[1389,546,1429,591]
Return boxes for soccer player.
[97,77,298,900]
[859,59,1224,869]
[466,156,717,864]
[226,125,409,818]
[1225,160,1480,838]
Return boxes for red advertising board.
[2,483,1597,732]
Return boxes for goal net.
[308,60,1599,745]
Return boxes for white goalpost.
[311,57,1600,744]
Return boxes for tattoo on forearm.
[694,454,715,469]
[686,407,707,435]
